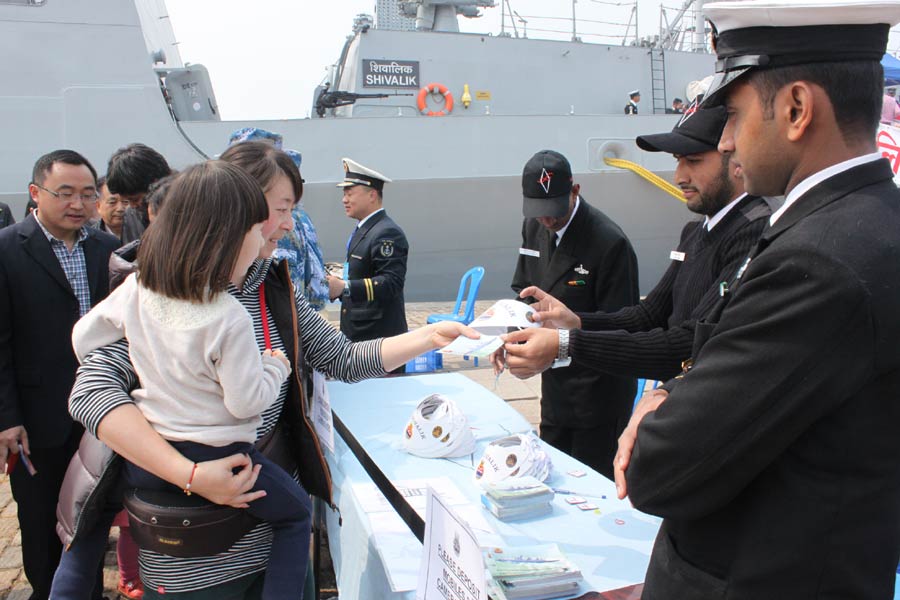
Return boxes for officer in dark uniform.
[327,158,409,346]
[665,97,684,114]
[510,150,639,479]
[624,90,640,115]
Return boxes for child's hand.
[263,348,291,370]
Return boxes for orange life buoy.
[417,83,454,116]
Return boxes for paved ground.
[0,299,545,598]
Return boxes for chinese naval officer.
[328,158,409,359]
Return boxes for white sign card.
[416,487,486,600]
[352,478,498,592]
[311,371,334,453]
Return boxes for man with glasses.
[106,143,172,244]
[0,150,119,599]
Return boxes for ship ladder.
[650,48,667,115]
[603,157,686,203]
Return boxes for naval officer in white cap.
[624,89,640,115]
[614,1,900,598]
[328,158,409,354]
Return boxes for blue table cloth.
[324,373,660,599]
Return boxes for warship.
[0,0,718,300]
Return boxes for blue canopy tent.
[883,53,900,86]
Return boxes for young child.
[71,161,310,599]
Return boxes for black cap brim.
[700,66,752,108]
[636,131,718,155]
[523,194,568,218]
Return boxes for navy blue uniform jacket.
[339,210,408,342]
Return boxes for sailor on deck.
[328,158,409,348]
[624,90,640,115]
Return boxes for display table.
[323,373,660,599]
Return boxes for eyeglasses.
[32,183,99,203]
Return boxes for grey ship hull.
[181,114,689,300]
[0,2,710,300]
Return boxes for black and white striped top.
[69,258,385,593]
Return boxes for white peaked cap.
[336,157,392,189]
[701,0,900,106]
[705,0,900,34]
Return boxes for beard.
[692,155,736,216]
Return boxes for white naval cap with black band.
[701,0,900,107]
[336,157,392,191]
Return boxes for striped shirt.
[69,258,385,592]
[34,212,91,316]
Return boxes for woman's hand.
[380,321,481,372]
[429,321,480,348]
[188,453,266,509]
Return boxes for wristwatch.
[341,280,350,298]
[551,328,572,369]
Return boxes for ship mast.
[395,0,496,33]
[658,0,709,52]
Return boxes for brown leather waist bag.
[122,421,295,558]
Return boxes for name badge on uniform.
[519,248,540,258]
[670,250,686,262]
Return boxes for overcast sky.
[164,0,674,120]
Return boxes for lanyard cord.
[259,285,272,350]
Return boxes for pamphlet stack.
[484,543,584,600]
[480,476,553,521]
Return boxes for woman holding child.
[52,142,474,599]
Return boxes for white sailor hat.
[336,157,392,191]
[474,433,552,486]
[402,394,475,458]
[702,0,900,106]
[629,89,641,97]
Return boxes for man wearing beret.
[616,1,900,598]
[328,158,409,352]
